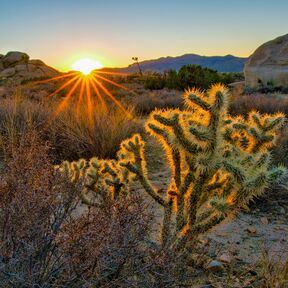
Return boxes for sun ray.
[93,77,132,118]
[46,74,80,98]
[85,78,94,126]
[54,77,82,116]
[90,76,108,112]
[24,72,78,87]
[76,79,86,118]
[93,73,135,94]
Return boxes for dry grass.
[229,93,288,116]
[0,95,140,162]
[111,83,183,115]
[131,89,183,115]
[52,103,139,161]
[258,249,288,288]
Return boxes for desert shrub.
[176,64,221,90]
[0,130,187,287]
[61,84,286,254]
[143,72,165,90]
[133,89,182,115]
[0,131,81,287]
[0,97,51,161]
[0,97,140,162]
[52,103,139,161]
[142,65,240,91]
[258,249,288,288]
[219,72,244,84]
[58,194,152,286]
[229,93,288,116]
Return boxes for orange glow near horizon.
[24,66,133,128]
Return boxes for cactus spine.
[59,84,286,250]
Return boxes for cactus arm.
[162,200,173,246]
[175,171,194,233]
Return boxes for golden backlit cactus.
[56,157,131,206]
[118,84,286,249]
[59,83,286,250]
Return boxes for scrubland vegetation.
[0,75,287,287]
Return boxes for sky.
[1,0,288,71]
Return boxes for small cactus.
[57,157,131,206]
[59,83,286,251]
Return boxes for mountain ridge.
[102,53,248,74]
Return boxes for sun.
[71,58,103,75]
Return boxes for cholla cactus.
[56,157,131,206]
[117,84,286,248]
[59,83,286,250]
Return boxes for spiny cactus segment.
[58,83,286,250]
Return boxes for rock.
[29,59,45,66]
[244,34,288,88]
[218,253,232,263]
[37,66,58,77]
[1,51,29,68]
[0,67,16,77]
[260,217,269,225]
[207,260,223,272]
[15,64,37,73]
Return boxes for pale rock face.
[244,34,288,88]
[1,51,29,68]
[0,67,16,77]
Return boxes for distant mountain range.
[102,54,248,74]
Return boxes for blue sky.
[1,0,287,70]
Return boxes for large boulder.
[244,34,288,88]
[0,51,60,84]
[1,51,29,68]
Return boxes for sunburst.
[24,65,135,126]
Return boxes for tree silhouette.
[132,57,143,75]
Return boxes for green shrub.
[143,65,241,91]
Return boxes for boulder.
[29,59,45,66]
[0,67,16,78]
[15,64,37,73]
[1,51,29,68]
[244,34,288,88]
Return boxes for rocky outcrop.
[0,51,60,84]
[244,34,288,88]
